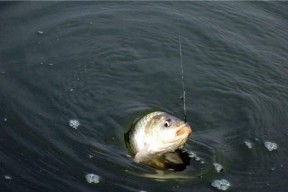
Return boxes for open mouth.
[176,124,192,137]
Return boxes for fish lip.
[176,124,192,137]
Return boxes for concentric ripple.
[1,2,288,192]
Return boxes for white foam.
[244,140,253,149]
[187,151,197,158]
[69,119,80,129]
[85,173,100,184]
[211,179,231,191]
[264,141,278,151]
[213,163,224,173]
[4,175,12,180]
[37,30,44,35]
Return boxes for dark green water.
[1,2,288,192]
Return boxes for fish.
[125,111,192,169]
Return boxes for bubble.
[69,119,80,129]
[211,179,231,191]
[85,173,100,184]
[264,141,278,151]
[213,163,224,173]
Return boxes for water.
[1,2,288,192]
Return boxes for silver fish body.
[125,111,192,166]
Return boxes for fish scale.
[125,111,191,166]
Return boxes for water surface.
[1,2,288,192]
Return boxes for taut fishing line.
[178,34,187,123]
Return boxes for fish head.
[146,112,192,152]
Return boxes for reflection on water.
[1,1,288,192]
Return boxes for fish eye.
[164,119,171,127]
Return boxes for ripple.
[1,2,288,192]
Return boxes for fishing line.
[178,35,187,123]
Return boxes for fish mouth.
[176,124,192,137]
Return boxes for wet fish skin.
[126,111,192,164]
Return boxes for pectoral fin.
[163,152,183,164]
[134,147,151,163]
